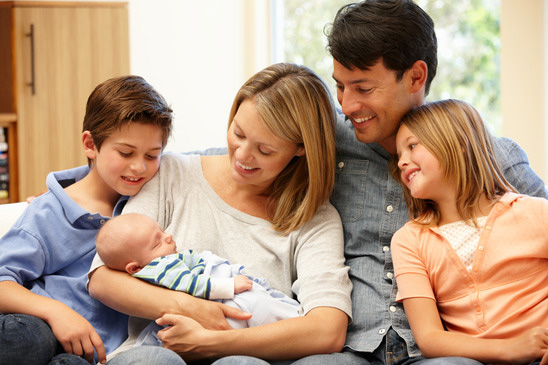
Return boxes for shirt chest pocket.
[330,159,369,223]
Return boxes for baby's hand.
[234,275,253,294]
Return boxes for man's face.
[333,59,419,154]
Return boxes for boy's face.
[90,122,163,197]
[332,59,418,154]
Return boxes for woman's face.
[227,99,305,192]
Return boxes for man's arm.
[495,136,548,198]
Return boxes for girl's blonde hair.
[391,99,516,226]
[228,63,337,234]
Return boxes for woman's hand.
[46,305,106,364]
[156,314,213,361]
[191,299,251,330]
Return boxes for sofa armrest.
[0,202,28,238]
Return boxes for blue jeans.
[290,328,483,365]
[0,314,185,365]
[0,314,89,365]
[106,346,185,364]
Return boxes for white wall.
[128,0,271,153]
[501,0,547,181]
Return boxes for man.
[295,0,548,364]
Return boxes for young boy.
[0,75,173,365]
[95,213,300,346]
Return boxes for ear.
[82,131,97,161]
[125,261,142,275]
[295,145,305,157]
[407,60,428,94]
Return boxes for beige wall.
[501,0,547,181]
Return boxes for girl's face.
[87,122,164,197]
[227,99,305,192]
[396,124,453,203]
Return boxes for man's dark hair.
[326,0,437,95]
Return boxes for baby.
[95,213,300,345]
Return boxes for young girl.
[391,99,548,365]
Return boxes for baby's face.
[134,215,177,265]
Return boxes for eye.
[145,154,159,160]
[259,148,272,156]
[357,87,372,94]
[119,151,132,157]
[409,143,417,150]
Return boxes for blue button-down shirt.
[330,113,548,356]
[0,166,130,361]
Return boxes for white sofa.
[0,202,28,237]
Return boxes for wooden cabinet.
[0,1,129,202]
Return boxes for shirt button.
[389,306,397,312]
[100,219,106,225]
[478,246,484,251]
[383,246,390,252]
[379,328,386,334]
[386,205,393,213]
[338,161,345,169]
[386,272,394,279]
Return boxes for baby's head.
[96,213,177,274]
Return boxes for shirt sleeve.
[494,137,548,199]
[391,225,435,302]
[132,252,212,299]
[0,225,46,285]
[291,203,353,319]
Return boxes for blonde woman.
[88,63,352,364]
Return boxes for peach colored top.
[392,193,548,339]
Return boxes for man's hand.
[47,306,106,364]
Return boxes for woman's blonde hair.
[391,99,516,227]
[228,63,337,234]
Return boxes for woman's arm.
[404,297,547,364]
[0,281,106,363]
[156,306,348,361]
[88,266,251,330]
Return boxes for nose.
[397,153,408,170]
[235,141,253,163]
[339,89,361,117]
[162,233,173,244]
[130,157,146,174]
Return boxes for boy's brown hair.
[83,75,173,166]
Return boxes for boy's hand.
[47,306,106,364]
[233,275,253,294]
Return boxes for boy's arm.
[404,297,546,364]
[88,265,251,330]
[0,281,106,364]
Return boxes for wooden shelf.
[0,113,17,203]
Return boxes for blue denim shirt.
[331,113,548,357]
